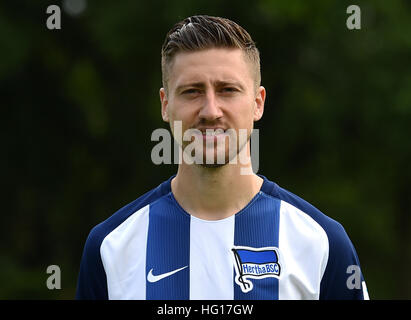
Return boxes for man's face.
[160,48,265,167]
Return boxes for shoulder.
[76,176,173,299]
[86,176,174,250]
[260,175,367,299]
[260,175,347,241]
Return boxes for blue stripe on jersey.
[234,192,281,300]
[146,194,190,299]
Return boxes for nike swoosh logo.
[147,266,188,283]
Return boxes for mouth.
[193,126,225,133]
[195,128,228,140]
[202,128,226,135]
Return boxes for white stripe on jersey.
[189,214,235,300]
[362,281,370,300]
[278,200,329,299]
[100,204,150,299]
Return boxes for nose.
[198,90,223,121]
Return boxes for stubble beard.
[182,129,251,169]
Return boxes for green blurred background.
[1,0,410,299]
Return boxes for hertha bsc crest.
[232,246,281,293]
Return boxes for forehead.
[168,48,254,90]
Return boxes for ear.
[253,86,266,121]
[159,88,169,122]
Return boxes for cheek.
[166,105,183,128]
[168,100,194,119]
[167,107,194,137]
[232,100,256,128]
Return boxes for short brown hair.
[161,15,261,92]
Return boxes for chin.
[197,152,236,168]
[198,163,226,169]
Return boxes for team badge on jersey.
[232,246,281,293]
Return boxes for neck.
[171,158,263,221]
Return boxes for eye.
[182,89,201,95]
[221,87,238,93]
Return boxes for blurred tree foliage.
[1,0,410,299]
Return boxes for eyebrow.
[175,82,205,93]
[175,80,245,93]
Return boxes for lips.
[203,129,226,136]
[195,127,227,135]
[187,128,228,144]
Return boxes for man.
[76,15,369,300]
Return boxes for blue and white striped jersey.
[76,175,369,300]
